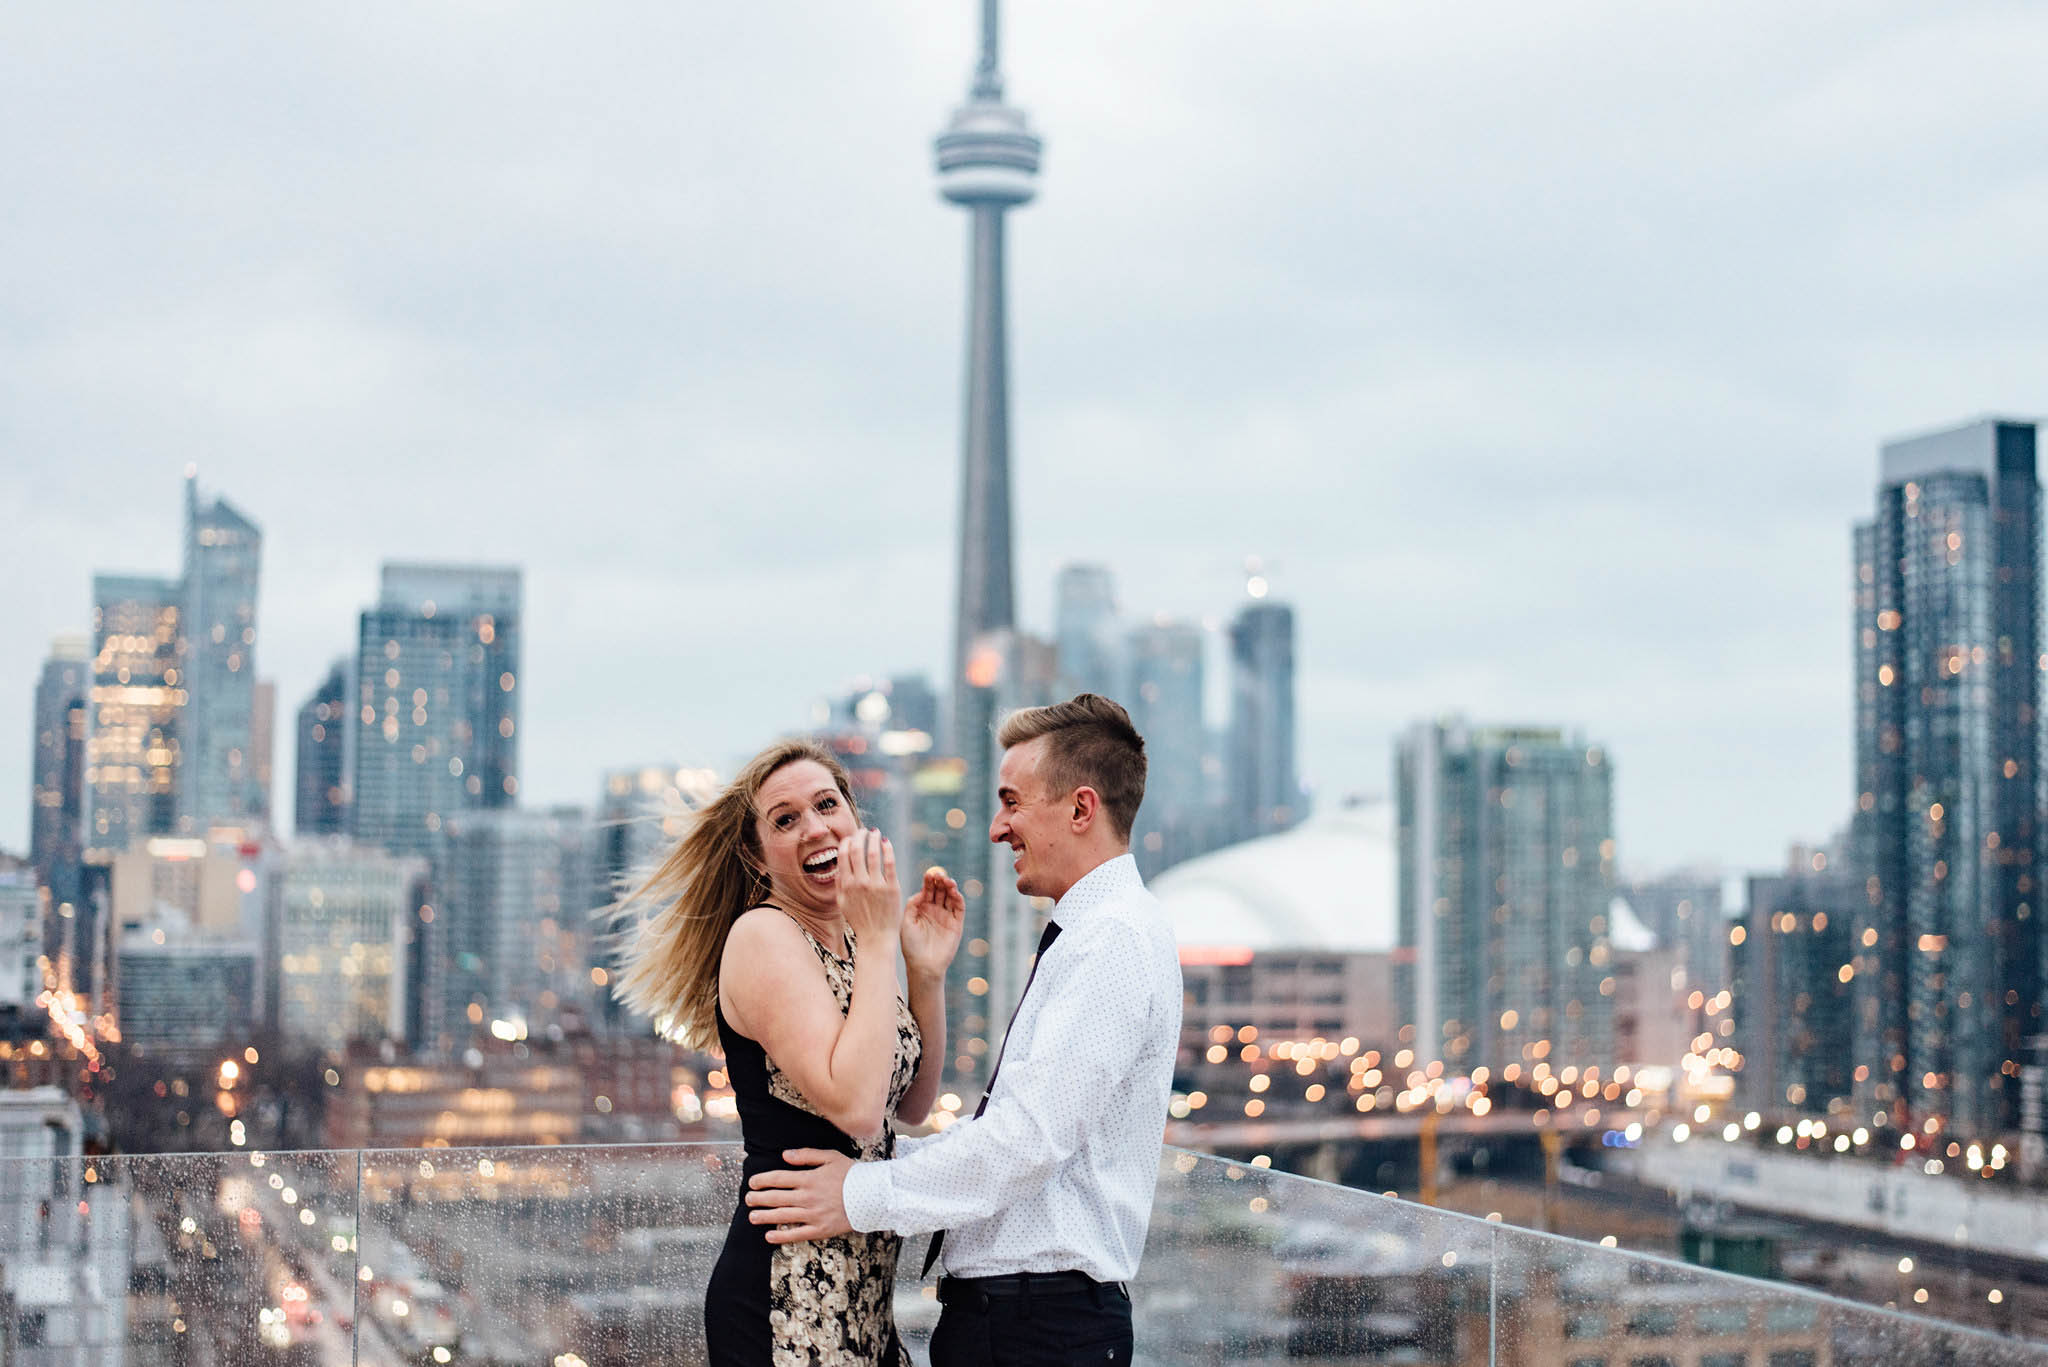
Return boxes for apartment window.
[1695,1304,1748,1334]
[1766,1353,1816,1367]
[1763,1303,1817,1333]
[1625,1309,1678,1337]
[1700,1354,1748,1367]
[1565,1313,1607,1339]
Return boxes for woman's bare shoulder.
[722,905,810,967]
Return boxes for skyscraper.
[418,807,587,1051]
[84,575,183,860]
[1736,853,1858,1119]
[1397,720,1617,1078]
[1853,418,2040,1136]
[272,838,426,1051]
[1623,870,1732,1000]
[82,475,264,854]
[1228,599,1302,842]
[935,0,1040,1090]
[30,637,89,937]
[294,660,351,836]
[349,565,522,861]
[115,929,260,1049]
[1126,617,1209,876]
[0,864,43,1018]
[1054,564,1122,700]
[250,680,276,823]
[179,475,263,833]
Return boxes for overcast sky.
[5,2,2045,874]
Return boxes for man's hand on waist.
[746,1149,855,1244]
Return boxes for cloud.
[3,1,2044,876]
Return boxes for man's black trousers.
[929,1275,1132,1367]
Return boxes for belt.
[937,1271,1128,1305]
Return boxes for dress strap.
[757,903,849,965]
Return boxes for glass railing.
[2,1140,2043,1365]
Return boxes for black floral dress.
[706,915,922,1366]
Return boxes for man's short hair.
[997,693,1147,841]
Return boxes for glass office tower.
[350,565,522,861]
[1853,418,2040,1136]
[1398,720,1617,1078]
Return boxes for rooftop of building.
[1880,415,2038,486]
[1152,799,1395,955]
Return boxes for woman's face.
[751,759,860,915]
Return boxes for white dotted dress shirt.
[842,853,1182,1282]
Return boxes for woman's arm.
[721,834,905,1141]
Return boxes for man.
[746,693,1182,1365]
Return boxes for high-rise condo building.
[1623,871,1732,1000]
[1735,850,1859,1119]
[101,833,268,1047]
[179,476,263,833]
[1397,720,1617,1078]
[272,838,426,1052]
[85,575,184,860]
[937,0,1040,1091]
[1127,617,1209,876]
[416,807,588,1051]
[115,929,260,1050]
[1054,564,1122,699]
[250,680,276,822]
[1228,599,1302,842]
[30,637,89,941]
[83,475,264,855]
[1853,417,2040,1136]
[0,866,43,1016]
[295,660,351,836]
[349,564,521,861]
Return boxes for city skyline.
[5,4,2048,874]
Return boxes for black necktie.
[921,919,1062,1276]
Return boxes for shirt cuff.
[843,1158,892,1234]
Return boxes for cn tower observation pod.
[935,98,1042,208]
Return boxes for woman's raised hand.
[902,867,965,982]
[836,828,903,945]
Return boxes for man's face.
[990,737,1070,900]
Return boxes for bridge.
[1167,1104,1655,1190]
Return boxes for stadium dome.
[1151,800,1397,955]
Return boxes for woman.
[615,739,964,1366]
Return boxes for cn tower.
[935,0,1041,1088]
[938,0,1040,748]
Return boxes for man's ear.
[1070,787,1101,833]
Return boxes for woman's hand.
[902,867,965,982]
[836,828,903,946]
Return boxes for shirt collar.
[1049,853,1143,928]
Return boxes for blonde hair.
[997,693,1147,840]
[611,739,857,1050]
